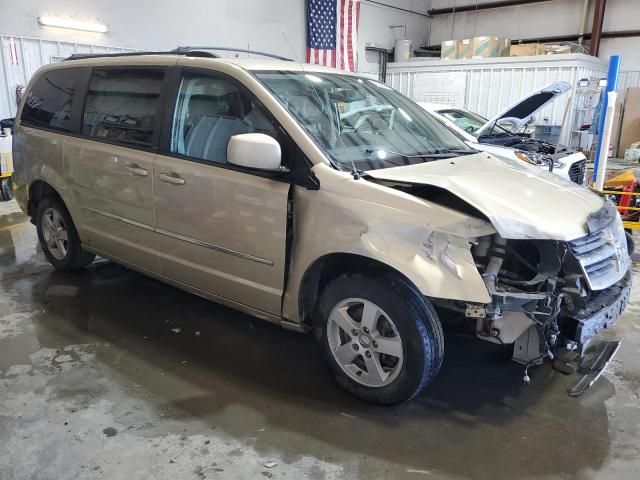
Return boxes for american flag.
[306,0,361,72]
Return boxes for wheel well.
[28,180,62,217]
[298,253,416,328]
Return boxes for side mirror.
[227,133,283,172]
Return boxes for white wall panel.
[387,54,609,146]
[0,35,135,119]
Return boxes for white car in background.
[418,81,588,185]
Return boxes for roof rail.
[64,50,218,61]
[173,46,293,61]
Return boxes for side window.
[171,72,279,164]
[20,68,86,132]
[82,68,164,147]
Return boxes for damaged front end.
[462,204,631,396]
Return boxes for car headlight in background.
[514,151,564,169]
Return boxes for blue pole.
[592,54,622,184]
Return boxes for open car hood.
[476,81,571,136]
[366,152,604,241]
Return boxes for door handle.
[125,163,148,177]
[158,173,185,185]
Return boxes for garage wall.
[358,1,429,74]
[428,0,640,70]
[0,0,428,73]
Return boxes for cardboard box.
[441,40,458,60]
[472,36,503,58]
[610,100,623,157]
[457,39,473,59]
[619,87,640,155]
[510,43,545,57]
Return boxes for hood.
[366,152,604,241]
[476,81,571,136]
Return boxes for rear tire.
[0,177,12,201]
[35,196,95,271]
[316,273,444,405]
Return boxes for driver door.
[153,69,290,315]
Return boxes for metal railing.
[598,189,640,230]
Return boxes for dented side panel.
[282,163,495,323]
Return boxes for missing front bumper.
[567,338,621,397]
[560,269,631,350]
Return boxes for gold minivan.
[12,50,631,403]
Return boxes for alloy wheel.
[327,298,404,388]
[41,207,69,260]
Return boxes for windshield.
[438,108,513,136]
[437,109,487,134]
[254,71,471,171]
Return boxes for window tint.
[20,68,86,132]
[82,69,164,147]
[171,72,278,164]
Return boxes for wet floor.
[1,198,639,479]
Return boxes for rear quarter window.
[20,67,87,132]
[82,68,165,148]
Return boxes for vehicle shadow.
[19,260,615,479]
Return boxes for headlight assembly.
[515,150,545,166]
[515,150,561,170]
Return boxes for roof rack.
[64,47,293,62]
[173,46,293,61]
[64,50,218,61]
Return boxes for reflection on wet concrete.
[1,198,640,479]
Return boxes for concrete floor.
[1,198,640,480]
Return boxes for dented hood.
[366,152,605,241]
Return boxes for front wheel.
[316,274,444,404]
[35,196,95,271]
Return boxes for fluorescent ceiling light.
[38,16,108,33]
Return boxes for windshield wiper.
[433,148,479,155]
[365,147,475,160]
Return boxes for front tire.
[35,196,95,271]
[316,274,444,404]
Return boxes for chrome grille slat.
[569,223,629,291]
[570,236,605,251]
[580,245,617,268]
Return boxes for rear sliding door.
[65,67,166,272]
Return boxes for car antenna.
[280,32,362,180]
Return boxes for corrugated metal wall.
[386,54,615,147]
[0,34,137,119]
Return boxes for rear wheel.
[0,177,13,201]
[316,274,444,404]
[35,196,95,271]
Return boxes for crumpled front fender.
[282,164,494,324]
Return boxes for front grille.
[569,159,586,184]
[569,223,630,291]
